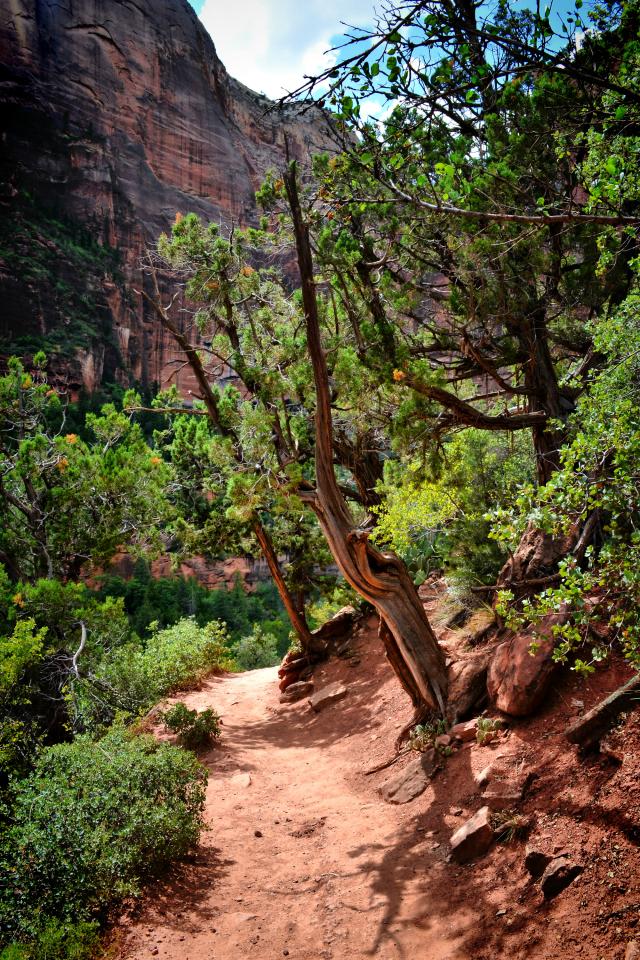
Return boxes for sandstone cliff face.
[0,0,329,392]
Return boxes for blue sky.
[187,1,590,101]
[187,0,377,98]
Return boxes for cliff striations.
[0,0,329,392]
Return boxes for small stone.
[279,670,302,693]
[540,857,583,899]
[435,734,452,748]
[483,784,525,811]
[379,750,437,804]
[308,682,348,712]
[151,950,159,956]
[475,764,493,788]
[230,772,252,788]
[280,681,314,704]
[450,718,479,742]
[496,909,507,917]
[450,806,494,863]
[254,829,263,838]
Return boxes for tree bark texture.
[252,517,321,657]
[284,162,448,714]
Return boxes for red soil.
[115,614,640,960]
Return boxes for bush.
[493,281,640,673]
[142,618,234,691]
[1,921,99,960]
[71,617,235,730]
[162,702,221,750]
[0,726,207,943]
[232,625,280,670]
[373,430,534,586]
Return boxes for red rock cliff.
[0,0,329,392]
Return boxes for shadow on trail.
[344,745,544,960]
[206,656,393,756]
[129,845,234,935]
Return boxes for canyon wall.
[0,0,329,392]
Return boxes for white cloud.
[199,0,377,98]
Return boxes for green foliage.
[408,719,446,752]
[231,625,280,670]
[0,358,171,582]
[71,617,234,731]
[0,619,48,695]
[306,581,363,631]
[494,278,640,671]
[0,726,206,944]
[162,702,221,750]
[1,920,99,960]
[476,717,502,745]
[0,618,50,782]
[374,431,534,586]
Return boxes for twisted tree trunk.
[285,163,448,716]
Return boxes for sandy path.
[119,651,480,960]
[117,614,640,960]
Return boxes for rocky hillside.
[0,0,329,393]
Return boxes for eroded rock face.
[0,0,329,391]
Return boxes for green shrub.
[162,702,221,750]
[0,726,207,942]
[373,430,534,587]
[142,618,233,691]
[70,617,235,730]
[0,946,29,960]
[232,625,280,670]
[408,719,446,752]
[493,281,640,672]
[1,920,99,960]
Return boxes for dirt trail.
[119,635,481,960]
[118,620,640,960]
